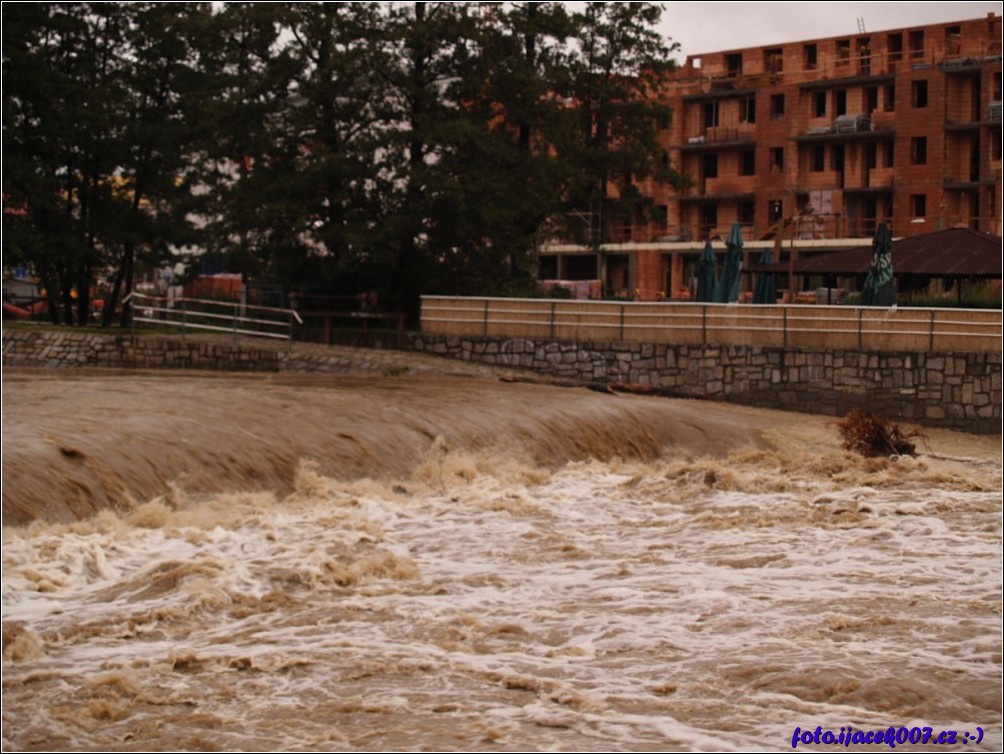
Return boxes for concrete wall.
[421,296,1003,353]
[411,333,1001,435]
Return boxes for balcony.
[703,176,757,196]
[794,124,895,143]
[943,174,999,190]
[801,170,842,191]
[866,167,895,189]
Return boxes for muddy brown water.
[2,369,1000,751]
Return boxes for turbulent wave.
[2,371,1000,751]
[2,372,768,527]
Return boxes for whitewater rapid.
[2,371,1000,751]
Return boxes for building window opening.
[726,53,742,77]
[866,142,877,169]
[740,150,755,176]
[911,194,926,218]
[538,255,559,279]
[702,153,718,179]
[740,94,756,124]
[764,48,783,73]
[912,79,928,108]
[887,32,903,62]
[864,196,878,234]
[836,39,851,66]
[770,146,784,173]
[811,145,826,172]
[909,30,924,59]
[865,86,879,113]
[884,141,895,167]
[564,254,598,281]
[701,204,718,239]
[833,89,847,117]
[884,83,896,111]
[738,202,755,226]
[803,43,817,70]
[945,26,962,55]
[814,91,826,117]
[910,136,927,165]
[771,94,785,119]
[857,37,871,74]
[703,100,719,128]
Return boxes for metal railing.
[421,296,1002,354]
[125,292,302,343]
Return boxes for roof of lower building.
[751,227,1003,279]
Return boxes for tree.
[369,2,483,312]
[3,2,209,326]
[433,2,575,294]
[561,2,682,245]
[103,3,212,326]
[196,3,394,298]
[4,2,687,321]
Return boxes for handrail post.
[928,309,936,352]
[550,300,556,339]
[620,304,626,341]
[483,298,490,337]
[181,298,187,341]
[702,305,707,345]
[234,301,239,345]
[783,306,788,349]
[857,307,864,350]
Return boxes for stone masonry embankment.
[409,334,1001,435]
[4,328,1000,434]
[0,329,518,379]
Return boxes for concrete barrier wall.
[422,296,1003,354]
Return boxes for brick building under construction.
[539,13,1002,301]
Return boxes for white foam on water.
[3,446,1000,751]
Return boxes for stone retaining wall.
[5,328,1001,434]
[410,334,1002,435]
[2,330,280,372]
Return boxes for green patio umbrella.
[752,246,776,304]
[714,222,743,303]
[860,222,894,306]
[696,241,717,302]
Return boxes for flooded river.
[2,371,1000,751]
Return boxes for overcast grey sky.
[658,1,1002,60]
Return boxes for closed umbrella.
[753,245,776,304]
[860,222,894,306]
[714,222,743,303]
[696,240,716,302]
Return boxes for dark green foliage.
[4,2,210,324]
[4,2,681,321]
